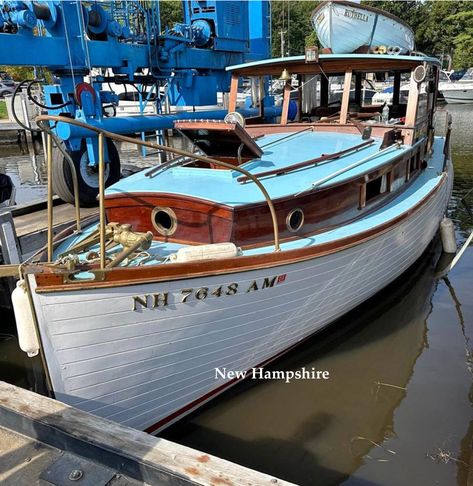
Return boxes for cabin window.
[365,174,388,203]
[286,208,304,233]
[151,207,177,236]
[408,151,420,176]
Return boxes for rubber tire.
[52,139,120,207]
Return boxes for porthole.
[286,208,304,233]
[151,207,177,236]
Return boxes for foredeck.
[56,136,448,264]
[106,131,407,207]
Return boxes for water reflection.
[0,146,47,205]
[162,243,444,484]
[160,105,473,485]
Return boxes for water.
[161,105,473,486]
[0,106,472,485]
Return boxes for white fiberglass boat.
[439,68,473,104]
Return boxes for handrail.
[295,142,402,196]
[37,121,82,236]
[237,139,375,183]
[36,115,281,263]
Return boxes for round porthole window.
[151,207,177,236]
[286,208,304,233]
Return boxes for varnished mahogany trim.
[105,192,234,245]
[228,73,239,112]
[109,149,413,248]
[359,184,366,209]
[105,192,233,213]
[230,59,427,78]
[238,167,422,251]
[280,82,292,125]
[33,172,447,292]
[174,120,263,159]
[340,69,352,125]
[405,72,419,126]
[244,123,415,144]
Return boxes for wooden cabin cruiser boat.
[12,53,452,434]
[312,1,415,55]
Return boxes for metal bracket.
[62,269,107,284]
[40,452,116,486]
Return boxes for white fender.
[440,217,457,254]
[11,279,40,357]
[170,243,241,263]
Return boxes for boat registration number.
[132,274,287,311]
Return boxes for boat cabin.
[226,54,439,148]
[104,54,441,249]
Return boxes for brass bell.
[279,69,291,82]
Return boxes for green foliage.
[0,101,7,119]
[271,1,318,57]
[448,9,473,69]
[0,66,34,81]
[159,0,183,30]
[363,0,473,69]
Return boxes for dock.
[0,198,97,264]
[0,381,294,486]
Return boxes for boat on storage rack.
[312,1,415,55]
[12,51,452,434]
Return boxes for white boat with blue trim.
[312,1,415,55]
[12,52,452,434]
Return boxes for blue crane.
[0,1,276,205]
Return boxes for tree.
[446,9,473,69]
[0,66,34,81]
[271,0,318,57]
[159,1,183,30]
[363,1,473,69]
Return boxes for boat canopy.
[227,54,441,76]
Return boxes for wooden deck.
[0,198,98,263]
[13,202,97,238]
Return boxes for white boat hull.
[29,158,452,433]
[312,1,415,54]
[440,86,473,104]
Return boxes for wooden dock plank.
[13,204,97,237]
[0,425,147,485]
[0,382,296,486]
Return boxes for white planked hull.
[29,162,452,433]
[441,86,473,104]
[312,2,414,54]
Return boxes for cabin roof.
[226,54,441,76]
[106,131,411,207]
